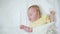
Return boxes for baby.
[20,5,55,33]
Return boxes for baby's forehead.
[28,7,38,11]
[28,7,40,13]
[30,7,38,9]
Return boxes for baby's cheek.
[32,15,36,19]
[33,14,37,18]
[31,16,37,21]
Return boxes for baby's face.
[28,7,40,22]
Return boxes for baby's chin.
[29,19,36,22]
[29,18,40,22]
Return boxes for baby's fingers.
[50,10,55,15]
[20,25,24,29]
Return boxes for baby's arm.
[20,25,32,33]
[23,26,32,32]
[50,10,55,22]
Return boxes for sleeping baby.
[20,5,55,33]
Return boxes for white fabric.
[1,0,59,34]
[31,22,55,34]
[22,22,55,34]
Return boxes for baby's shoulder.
[42,14,49,18]
[42,14,49,17]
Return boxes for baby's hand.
[50,10,55,16]
[50,10,55,22]
[20,25,32,33]
[20,25,25,29]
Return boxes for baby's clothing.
[29,14,50,28]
